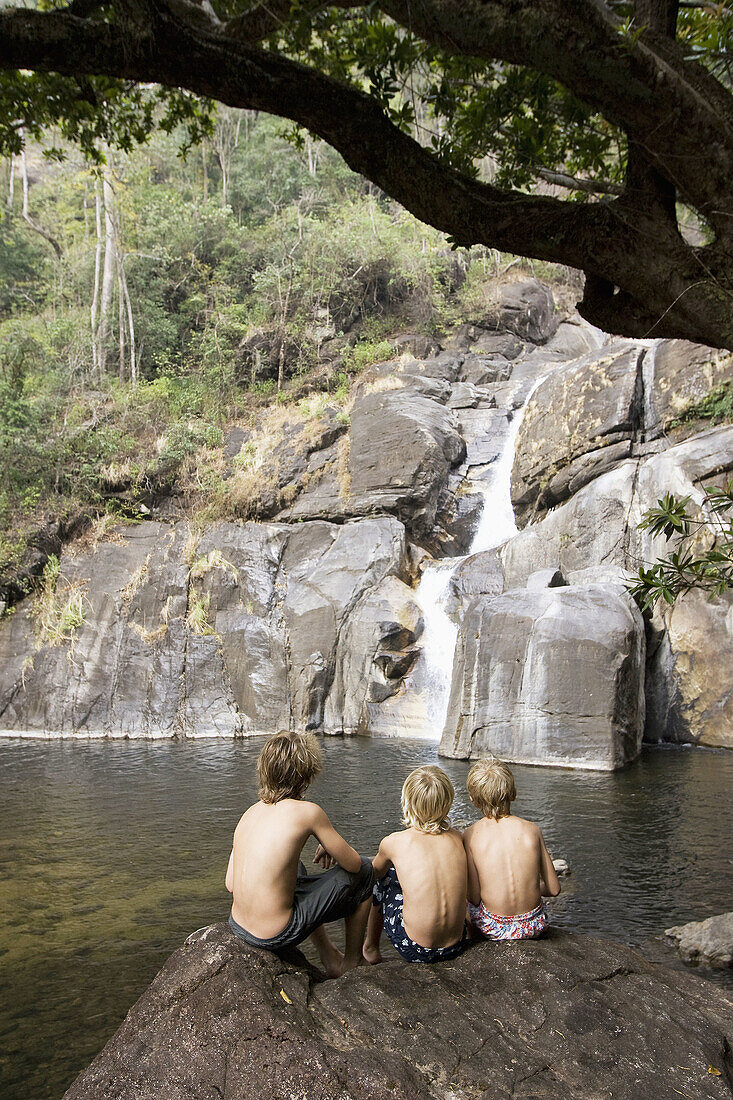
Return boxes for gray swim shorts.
[228,856,375,951]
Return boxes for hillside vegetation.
[0,112,578,597]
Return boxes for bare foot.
[338,954,364,975]
[318,942,344,979]
[362,943,383,965]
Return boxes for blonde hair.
[257,731,322,804]
[401,766,454,835]
[467,757,516,819]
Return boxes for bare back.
[380,828,467,949]
[228,799,314,938]
[226,797,362,939]
[463,814,559,916]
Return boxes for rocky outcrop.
[324,575,423,735]
[648,589,733,749]
[440,584,646,769]
[511,341,643,525]
[0,516,411,737]
[281,366,466,540]
[647,340,733,438]
[2,280,731,755]
[64,923,733,1100]
[666,912,733,969]
[500,426,733,749]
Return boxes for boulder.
[63,923,733,1100]
[657,590,733,749]
[344,385,466,538]
[457,354,514,385]
[324,574,423,734]
[648,340,733,437]
[439,584,646,770]
[445,548,505,619]
[391,333,441,359]
[287,377,466,539]
[666,912,733,969]
[282,518,410,730]
[511,341,644,524]
[501,461,637,590]
[446,323,524,360]
[493,278,558,343]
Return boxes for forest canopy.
[0,0,732,348]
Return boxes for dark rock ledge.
[64,923,733,1100]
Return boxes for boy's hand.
[314,843,336,869]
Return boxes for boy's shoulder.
[509,814,542,839]
[379,828,406,852]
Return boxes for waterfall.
[468,373,548,555]
[399,373,549,741]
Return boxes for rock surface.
[2,282,732,756]
[440,585,646,769]
[647,340,733,438]
[666,912,733,969]
[511,341,643,524]
[0,516,411,737]
[64,923,733,1100]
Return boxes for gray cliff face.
[63,922,733,1100]
[0,516,410,737]
[1,278,731,758]
[440,585,646,770]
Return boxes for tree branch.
[377,0,733,236]
[535,168,624,196]
[0,4,730,346]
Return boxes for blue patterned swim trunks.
[373,868,468,963]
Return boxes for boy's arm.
[225,848,234,893]
[539,831,561,897]
[463,830,482,906]
[370,836,394,881]
[310,806,362,874]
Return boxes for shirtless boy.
[226,731,374,977]
[462,757,560,940]
[363,765,468,964]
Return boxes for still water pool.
[1,737,731,1100]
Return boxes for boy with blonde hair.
[226,731,374,977]
[363,765,468,964]
[463,756,560,940]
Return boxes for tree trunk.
[97,173,116,376]
[90,179,103,378]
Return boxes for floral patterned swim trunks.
[468,900,548,941]
[373,868,468,963]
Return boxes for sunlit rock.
[440,584,646,770]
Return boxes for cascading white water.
[407,373,549,740]
[468,373,548,554]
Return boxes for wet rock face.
[666,912,733,969]
[440,585,646,770]
[63,923,733,1100]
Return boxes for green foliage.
[668,379,733,429]
[345,338,395,373]
[629,484,733,610]
[0,71,213,161]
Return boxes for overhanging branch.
[0,3,730,347]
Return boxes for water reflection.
[0,738,731,1100]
